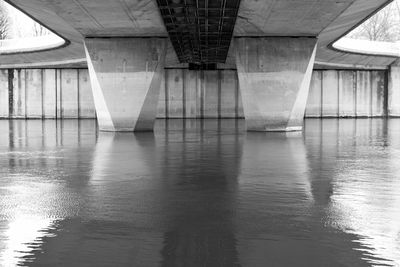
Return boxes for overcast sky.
[4,1,54,38]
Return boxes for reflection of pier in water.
[0,119,399,266]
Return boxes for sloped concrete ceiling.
[316,0,397,68]
[0,0,397,68]
[234,0,355,36]
[38,0,167,37]
[9,0,358,38]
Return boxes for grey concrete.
[235,0,356,36]
[0,70,8,118]
[338,71,356,117]
[371,71,386,117]
[25,69,43,118]
[0,69,95,120]
[157,73,166,119]
[220,70,239,118]
[11,70,26,118]
[235,37,317,131]
[305,72,322,118]
[0,0,396,69]
[183,70,199,119]
[356,71,372,117]
[79,69,96,118]
[322,71,339,117]
[0,0,396,132]
[0,68,391,120]
[389,66,400,116]
[166,69,184,119]
[157,69,243,119]
[85,38,167,132]
[203,71,219,119]
[61,69,79,119]
[43,69,57,118]
[306,70,387,118]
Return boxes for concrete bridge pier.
[235,37,317,132]
[84,38,167,132]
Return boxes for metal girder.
[156,0,241,67]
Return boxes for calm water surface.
[0,119,400,267]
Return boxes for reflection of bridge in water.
[0,119,399,266]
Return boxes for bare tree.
[0,2,9,39]
[32,21,50,37]
[348,1,400,41]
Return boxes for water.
[0,119,399,267]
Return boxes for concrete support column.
[84,38,167,131]
[235,37,317,131]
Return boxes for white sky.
[4,1,54,38]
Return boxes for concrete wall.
[389,66,400,116]
[0,69,96,119]
[306,70,386,118]
[0,68,390,119]
[158,69,244,119]
[0,70,8,118]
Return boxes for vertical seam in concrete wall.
[77,69,81,119]
[8,69,14,119]
[218,70,222,119]
[337,70,340,117]
[320,71,324,117]
[55,69,58,119]
[196,70,200,118]
[384,69,389,117]
[6,68,389,121]
[235,71,239,118]
[17,70,21,118]
[24,69,27,119]
[41,69,44,119]
[200,70,205,118]
[369,71,373,117]
[165,69,169,119]
[182,69,186,118]
[354,71,358,117]
[60,70,63,119]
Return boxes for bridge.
[0,0,397,131]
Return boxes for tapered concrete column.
[84,38,167,131]
[235,37,317,131]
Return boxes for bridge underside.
[156,0,240,68]
[82,0,324,132]
[1,0,397,132]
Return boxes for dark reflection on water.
[0,119,400,266]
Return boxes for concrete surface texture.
[306,70,387,117]
[0,69,95,119]
[85,38,167,131]
[0,68,393,120]
[235,0,354,36]
[0,0,396,69]
[0,0,398,133]
[235,37,317,131]
[158,69,244,119]
[389,66,400,116]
